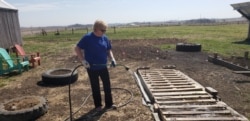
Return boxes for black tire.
[0,96,48,121]
[176,43,202,52]
[42,68,78,85]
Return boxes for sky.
[4,0,250,27]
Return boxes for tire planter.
[42,68,78,85]
[0,96,48,121]
[176,43,202,52]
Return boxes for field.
[0,24,250,121]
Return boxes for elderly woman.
[75,20,116,115]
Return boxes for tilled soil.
[0,39,249,121]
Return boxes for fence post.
[244,51,249,60]
[214,53,218,59]
[113,26,116,34]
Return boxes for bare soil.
[0,39,250,121]
[4,97,40,111]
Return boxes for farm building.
[0,0,22,49]
[231,2,250,41]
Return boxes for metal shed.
[231,2,250,41]
[0,0,22,49]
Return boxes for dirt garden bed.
[0,39,249,121]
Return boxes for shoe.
[95,107,102,111]
[104,105,117,111]
[88,107,103,117]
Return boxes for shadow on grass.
[0,71,22,77]
[37,80,70,87]
[232,39,250,45]
[73,108,105,121]
[234,80,250,83]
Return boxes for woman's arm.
[75,46,84,62]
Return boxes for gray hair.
[93,20,107,32]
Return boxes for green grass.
[110,24,249,57]
[23,24,249,57]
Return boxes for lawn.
[23,23,249,57]
[2,23,249,87]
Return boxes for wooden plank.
[162,78,185,80]
[163,117,246,121]
[161,110,231,115]
[142,77,163,79]
[148,82,184,84]
[156,99,217,105]
[153,91,207,96]
[158,104,227,109]
[205,87,218,97]
[160,82,194,86]
[162,76,180,78]
[160,74,178,76]
[163,80,192,83]
[152,113,161,121]
[134,72,151,103]
[155,95,211,100]
[144,79,191,83]
[148,82,195,86]
[149,82,195,85]
[149,85,196,89]
[148,76,163,78]
[151,88,203,92]
[144,79,165,81]
[150,86,199,90]
[145,81,195,85]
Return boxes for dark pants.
[87,68,113,108]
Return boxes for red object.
[15,44,41,68]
